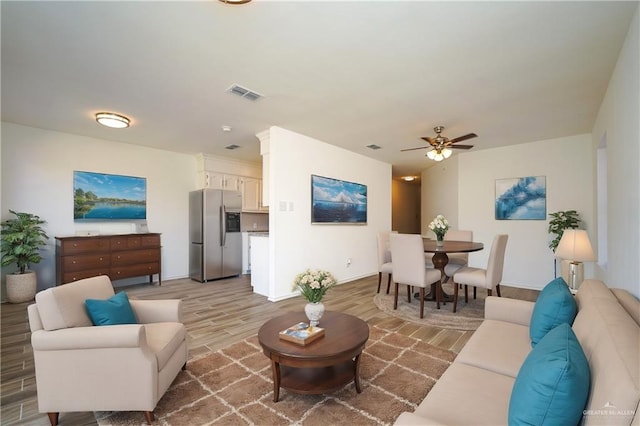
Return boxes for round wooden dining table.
[422,239,484,309]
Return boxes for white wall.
[592,7,639,297]
[1,123,196,296]
[451,135,593,290]
[421,156,460,236]
[266,126,392,301]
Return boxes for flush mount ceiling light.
[218,0,251,3]
[402,176,416,182]
[95,112,130,129]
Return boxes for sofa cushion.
[35,276,115,331]
[509,323,590,426]
[530,277,577,346]
[611,288,640,327]
[573,284,640,425]
[403,362,514,426]
[85,291,138,326]
[455,319,531,378]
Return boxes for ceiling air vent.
[225,144,241,150]
[227,84,264,101]
[366,144,382,150]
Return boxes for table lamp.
[555,229,596,291]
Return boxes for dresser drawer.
[63,254,110,272]
[111,249,160,266]
[62,269,110,284]
[141,234,161,247]
[59,238,111,255]
[111,236,141,250]
[111,263,159,280]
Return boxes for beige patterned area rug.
[373,285,488,331]
[96,325,456,425]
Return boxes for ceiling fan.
[402,126,477,161]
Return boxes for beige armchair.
[27,275,188,425]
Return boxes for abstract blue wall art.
[495,176,546,220]
[311,175,367,224]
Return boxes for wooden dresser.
[55,233,161,286]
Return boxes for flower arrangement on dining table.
[429,214,450,241]
[293,269,337,303]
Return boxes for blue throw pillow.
[509,323,590,426]
[85,291,138,326]
[530,277,577,346]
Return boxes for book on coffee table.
[279,322,325,345]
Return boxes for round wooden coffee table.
[258,311,369,402]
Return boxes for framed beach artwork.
[311,175,367,224]
[495,176,546,220]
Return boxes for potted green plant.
[547,210,581,277]
[1,210,49,303]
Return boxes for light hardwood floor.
[0,274,538,425]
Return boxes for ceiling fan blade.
[401,146,429,152]
[450,144,474,150]
[449,133,478,143]
[421,137,436,145]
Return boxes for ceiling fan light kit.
[402,125,477,161]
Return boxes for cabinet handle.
[99,257,103,261]
[72,260,77,264]
[73,243,78,247]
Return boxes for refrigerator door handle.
[221,205,226,246]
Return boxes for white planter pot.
[6,271,37,303]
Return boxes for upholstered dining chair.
[376,230,397,294]
[390,233,442,318]
[452,234,509,313]
[27,275,188,425]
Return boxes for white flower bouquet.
[293,269,336,303]
[428,214,450,240]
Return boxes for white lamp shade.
[555,229,596,262]
[442,148,452,158]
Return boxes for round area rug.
[374,285,488,330]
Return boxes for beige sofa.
[395,279,640,425]
[27,276,188,425]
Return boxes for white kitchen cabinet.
[242,232,251,274]
[240,178,262,212]
[250,234,269,297]
[201,172,240,191]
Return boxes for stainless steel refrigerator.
[189,189,243,282]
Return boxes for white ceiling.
[1,1,636,178]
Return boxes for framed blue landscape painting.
[311,175,367,224]
[74,171,147,221]
[495,176,546,220]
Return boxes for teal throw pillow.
[509,323,590,426]
[530,277,577,347]
[85,291,137,326]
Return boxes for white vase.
[304,302,325,327]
